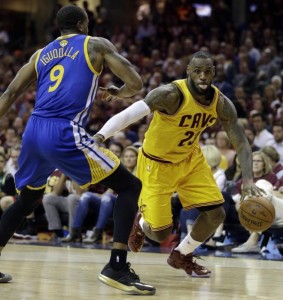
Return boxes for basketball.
[238,196,275,232]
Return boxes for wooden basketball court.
[1,243,282,299]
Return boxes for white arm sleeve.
[97,100,151,140]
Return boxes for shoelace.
[126,263,140,280]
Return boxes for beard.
[190,79,209,96]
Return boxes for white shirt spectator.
[254,129,275,148]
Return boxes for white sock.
[175,231,202,255]
[139,217,145,230]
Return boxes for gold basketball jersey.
[143,79,220,163]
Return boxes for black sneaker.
[0,272,12,283]
[98,263,156,295]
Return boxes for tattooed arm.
[217,93,263,198]
[143,83,182,115]
[89,37,143,101]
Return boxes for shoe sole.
[13,233,35,239]
[98,274,156,295]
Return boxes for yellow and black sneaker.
[98,262,156,295]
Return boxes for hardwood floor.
[1,243,283,300]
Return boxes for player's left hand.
[240,180,265,202]
[99,86,122,102]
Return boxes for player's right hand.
[99,86,121,102]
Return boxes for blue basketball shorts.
[15,116,120,190]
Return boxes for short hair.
[272,122,283,129]
[201,145,222,168]
[108,141,124,153]
[56,5,86,31]
[251,112,266,122]
[261,146,280,163]
[190,51,213,64]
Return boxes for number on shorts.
[48,65,64,92]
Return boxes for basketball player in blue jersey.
[0,5,156,295]
[93,51,264,278]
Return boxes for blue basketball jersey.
[15,34,120,191]
[34,34,100,127]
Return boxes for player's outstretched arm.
[93,84,180,143]
[217,93,263,198]
[90,37,142,100]
[0,52,38,118]
[217,93,253,180]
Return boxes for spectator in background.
[263,84,281,116]
[213,63,234,100]
[215,130,236,169]
[2,128,16,154]
[244,37,261,64]
[244,126,260,152]
[0,153,16,218]
[133,124,148,149]
[261,146,283,180]
[42,172,83,239]
[82,1,96,35]
[5,145,21,177]
[233,61,256,97]
[270,75,283,101]
[268,123,283,164]
[251,113,275,148]
[256,48,280,90]
[233,151,278,197]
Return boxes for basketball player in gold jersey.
[93,51,263,277]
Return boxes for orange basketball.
[238,196,275,232]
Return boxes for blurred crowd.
[1,0,283,255]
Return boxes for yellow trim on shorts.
[27,184,47,190]
[150,223,174,232]
[16,183,47,194]
[84,36,102,75]
[183,199,224,210]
